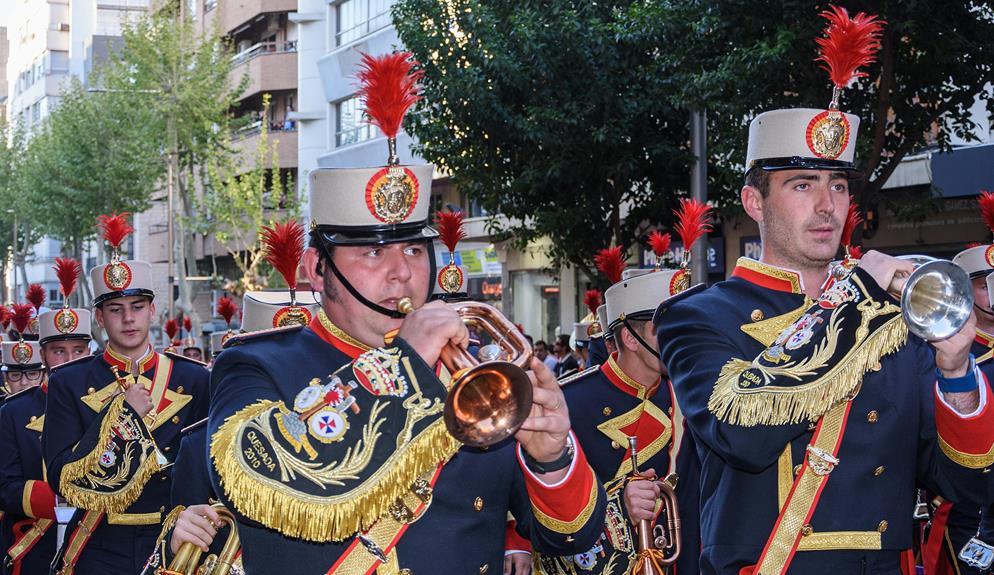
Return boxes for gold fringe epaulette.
[558,365,599,387]
[708,295,908,427]
[211,399,461,543]
[59,395,161,513]
[222,324,305,348]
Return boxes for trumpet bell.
[901,259,973,341]
[444,361,534,448]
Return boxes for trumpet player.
[43,214,210,574]
[205,52,606,574]
[655,8,994,574]
[922,201,994,575]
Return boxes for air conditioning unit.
[58,23,70,32]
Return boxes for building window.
[336,0,393,47]
[31,102,41,124]
[335,96,376,147]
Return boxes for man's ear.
[741,185,765,224]
[302,247,323,286]
[94,307,105,328]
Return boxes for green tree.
[622,0,994,219]
[0,121,29,301]
[16,80,163,305]
[97,5,246,319]
[190,94,299,295]
[393,0,695,279]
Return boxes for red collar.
[309,310,371,360]
[730,258,807,294]
[601,353,659,400]
[103,345,157,374]
[976,330,994,349]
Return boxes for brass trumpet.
[397,298,533,447]
[158,504,240,575]
[628,436,680,574]
[890,255,973,342]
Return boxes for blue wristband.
[937,355,979,394]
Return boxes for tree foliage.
[393,0,695,279]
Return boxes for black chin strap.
[976,303,994,319]
[622,317,658,357]
[318,241,437,319]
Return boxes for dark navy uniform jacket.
[656,259,994,575]
[0,384,56,575]
[207,315,607,574]
[534,356,700,575]
[43,348,208,572]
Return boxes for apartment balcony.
[231,42,297,100]
[217,0,296,36]
[232,126,298,171]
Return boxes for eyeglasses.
[6,370,44,382]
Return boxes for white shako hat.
[90,212,154,307]
[596,304,611,341]
[953,192,994,280]
[240,290,321,334]
[39,258,92,346]
[308,52,438,320]
[4,304,42,370]
[745,6,882,176]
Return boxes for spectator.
[534,340,557,372]
[553,334,578,377]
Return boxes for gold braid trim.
[708,313,908,427]
[530,472,600,534]
[211,400,461,542]
[938,435,994,469]
[59,394,161,512]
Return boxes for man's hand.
[169,504,221,554]
[515,357,571,482]
[503,552,532,575]
[124,383,153,417]
[396,300,469,367]
[624,469,660,522]
[933,310,980,413]
[857,250,915,295]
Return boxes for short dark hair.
[534,339,547,349]
[612,319,648,350]
[745,168,771,198]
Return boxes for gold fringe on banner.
[211,399,461,542]
[708,311,908,427]
[59,395,161,512]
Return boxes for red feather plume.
[647,230,672,258]
[583,289,602,316]
[815,5,884,88]
[261,221,305,290]
[97,212,134,249]
[54,257,82,299]
[979,191,994,236]
[673,199,713,252]
[165,318,178,341]
[356,52,424,139]
[594,246,626,285]
[10,304,33,336]
[966,242,984,249]
[216,296,237,326]
[840,202,863,248]
[183,317,192,334]
[435,211,466,254]
[25,283,45,311]
[0,306,11,330]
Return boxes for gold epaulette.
[558,365,599,387]
[223,324,306,348]
[49,353,96,374]
[181,417,207,435]
[164,350,208,367]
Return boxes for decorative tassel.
[979,191,994,239]
[216,296,237,328]
[164,319,178,343]
[583,289,602,316]
[183,317,192,335]
[815,5,884,109]
[26,284,45,312]
[261,221,306,305]
[840,202,863,260]
[10,303,33,337]
[54,258,82,308]
[647,230,672,271]
[0,306,11,331]
[673,199,713,271]
[356,52,423,165]
[594,246,626,285]
[97,212,134,260]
